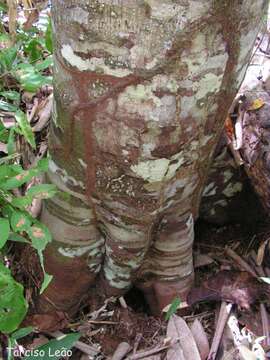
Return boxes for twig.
[48,330,100,357]
[247,253,270,348]
[225,247,257,277]
[119,296,128,309]
[132,334,142,355]
[111,342,131,360]
[33,94,53,132]
[207,302,233,360]
[27,97,39,123]
[126,342,175,360]
[260,303,270,347]
[87,320,118,325]
[227,142,244,166]
[233,109,244,150]
[249,250,265,277]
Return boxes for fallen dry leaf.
[247,98,265,111]
[238,345,257,360]
[191,319,210,360]
[187,270,269,309]
[167,315,201,360]
[257,239,269,266]
[166,340,185,360]
[23,311,68,332]
[33,94,53,132]
[194,252,214,268]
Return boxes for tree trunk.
[40,0,268,315]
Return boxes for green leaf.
[0,91,20,102]
[15,110,36,149]
[0,167,39,190]
[27,184,58,199]
[0,153,20,165]
[0,189,13,204]
[34,245,53,294]
[165,297,181,321]
[8,232,30,244]
[0,46,17,71]
[27,333,80,360]
[7,128,16,155]
[27,222,51,251]
[36,157,49,171]
[11,195,33,209]
[0,100,18,112]
[10,211,32,233]
[45,18,53,53]
[25,39,42,62]
[0,128,8,142]
[14,63,52,92]
[0,1,8,11]
[7,335,15,360]
[37,249,52,293]
[0,267,28,333]
[0,261,11,275]
[11,326,34,340]
[0,164,22,180]
[34,56,53,71]
[40,272,53,294]
[0,217,10,248]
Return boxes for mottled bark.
[40,0,268,315]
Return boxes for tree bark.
[40,0,268,315]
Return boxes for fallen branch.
[111,342,131,360]
[260,303,270,347]
[126,342,174,360]
[225,247,257,277]
[207,301,233,360]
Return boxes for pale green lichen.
[145,0,185,21]
[58,244,97,258]
[195,73,224,100]
[131,150,186,183]
[61,44,132,76]
[202,182,217,197]
[131,158,170,182]
[224,170,233,182]
[222,182,243,197]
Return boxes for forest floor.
[1,4,270,360]
[16,215,270,360]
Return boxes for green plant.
[6,327,80,360]
[164,297,182,320]
[7,326,34,360]
[0,157,56,332]
[0,4,55,334]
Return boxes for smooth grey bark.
[40,0,268,314]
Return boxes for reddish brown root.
[136,274,194,316]
[38,245,97,315]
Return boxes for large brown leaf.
[190,319,209,360]
[166,315,201,360]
